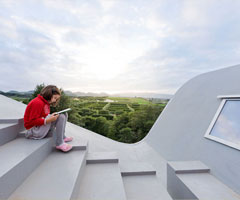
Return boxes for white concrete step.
[0,122,19,146]
[0,123,17,129]
[86,151,118,164]
[177,173,240,200]
[122,174,173,200]
[168,160,210,174]
[167,161,240,200]
[77,162,127,200]
[67,139,88,151]
[0,136,53,199]
[0,119,20,123]
[8,147,88,200]
[120,161,156,176]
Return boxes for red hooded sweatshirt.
[24,94,50,130]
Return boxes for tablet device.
[56,108,71,114]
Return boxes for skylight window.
[205,98,240,150]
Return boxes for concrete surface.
[9,147,88,200]
[77,163,127,200]
[86,151,119,164]
[123,175,172,200]
[0,136,53,199]
[168,160,210,174]
[0,123,19,146]
[177,173,240,200]
[0,95,26,120]
[120,161,156,176]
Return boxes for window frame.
[204,97,240,151]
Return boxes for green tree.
[82,116,96,130]
[92,117,109,136]
[110,113,130,140]
[79,108,94,116]
[127,105,162,141]
[119,127,135,143]
[22,98,30,104]
[68,112,82,126]
[99,110,109,115]
[30,83,45,101]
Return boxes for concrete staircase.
[0,118,173,200]
[77,153,172,200]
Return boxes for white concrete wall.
[0,95,26,120]
[145,64,240,194]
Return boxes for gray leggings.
[25,113,68,146]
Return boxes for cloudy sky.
[0,0,240,94]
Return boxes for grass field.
[107,97,150,105]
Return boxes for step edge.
[86,158,119,164]
[71,147,89,199]
[175,169,210,174]
[121,170,156,176]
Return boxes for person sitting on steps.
[24,85,73,152]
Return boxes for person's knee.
[58,114,66,121]
[65,112,68,119]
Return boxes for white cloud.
[0,0,240,94]
[98,0,116,11]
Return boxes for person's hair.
[40,85,61,101]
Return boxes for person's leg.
[25,114,52,139]
[61,112,73,142]
[54,114,67,146]
[54,113,73,152]
[62,112,68,140]
[25,123,51,140]
[46,118,57,138]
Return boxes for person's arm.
[28,104,45,127]
[45,113,59,124]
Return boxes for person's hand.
[46,113,59,124]
[51,113,59,121]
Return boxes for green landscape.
[2,84,169,143]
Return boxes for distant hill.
[65,90,173,99]
[1,90,173,99]
[110,92,173,99]
[0,90,33,98]
[64,90,109,97]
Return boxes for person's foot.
[64,136,73,143]
[56,143,72,152]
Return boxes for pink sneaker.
[56,143,72,152]
[64,136,73,142]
